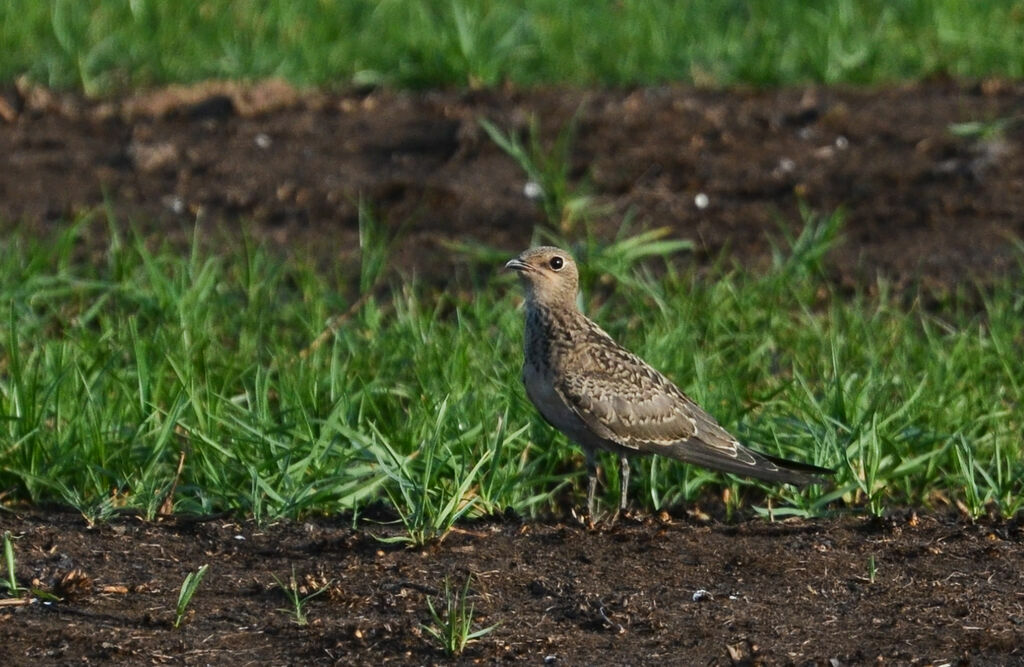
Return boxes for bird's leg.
[585,449,599,525]
[618,455,630,512]
[608,455,629,525]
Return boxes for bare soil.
[2,81,1024,664]
[3,79,1024,291]
[1,509,1022,665]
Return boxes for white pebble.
[162,195,185,214]
[524,181,544,200]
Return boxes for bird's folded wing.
[554,353,751,461]
[546,330,831,483]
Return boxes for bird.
[504,245,833,522]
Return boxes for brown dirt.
[3,81,1024,664]
[3,79,1024,292]
[1,509,1022,665]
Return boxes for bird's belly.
[523,364,606,450]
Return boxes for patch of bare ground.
[2,79,1023,293]
[0,509,1022,665]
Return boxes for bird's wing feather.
[549,324,838,484]
[553,328,750,459]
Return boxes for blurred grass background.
[2,0,1024,93]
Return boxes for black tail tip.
[764,454,836,485]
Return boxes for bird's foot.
[573,505,640,530]
[584,507,634,531]
[617,506,644,523]
[607,506,644,527]
[570,506,597,530]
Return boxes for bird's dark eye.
[549,256,564,271]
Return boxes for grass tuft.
[2,531,20,595]
[272,567,330,626]
[173,564,209,628]
[422,574,499,657]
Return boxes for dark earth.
[2,80,1024,664]
[2,509,1023,666]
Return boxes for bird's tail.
[758,452,835,486]
[666,439,835,486]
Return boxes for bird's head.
[504,246,579,308]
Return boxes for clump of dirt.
[1,508,1021,664]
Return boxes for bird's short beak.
[504,258,529,273]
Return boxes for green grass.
[1,209,1022,536]
[2,531,20,595]
[272,566,330,626]
[173,563,209,628]
[422,574,499,657]
[3,0,1024,93]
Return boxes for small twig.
[597,600,625,634]
[158,450,186,517]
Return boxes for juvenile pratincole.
[505,246,834,521]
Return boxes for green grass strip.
[3,0,1024,93]
[0,212,1021,529]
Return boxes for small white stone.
[162,195,186,214]
[524,181,544,200]
[692,589,712,602]
[778,157,796,173]
[694,192,709,209]
[255,133,272,149]
[835,135,849,150]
